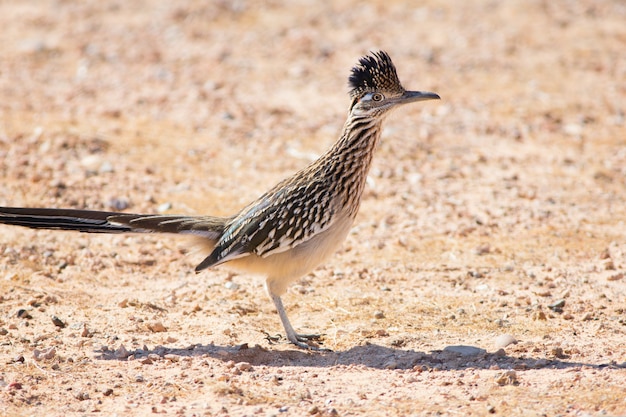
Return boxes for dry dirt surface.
[1,1,625,416]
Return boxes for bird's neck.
[320,114,384,217]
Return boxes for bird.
[0,51,439,350]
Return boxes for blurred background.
[1,1,623,208]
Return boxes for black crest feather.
[348,51,404,99]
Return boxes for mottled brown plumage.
[0,51,439,350]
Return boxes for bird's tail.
[0,207,227,240]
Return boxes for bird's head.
[348,51,439,116]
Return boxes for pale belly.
[226,215,355,296]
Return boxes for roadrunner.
[0,51,439,350]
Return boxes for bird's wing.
[195,179,337,271]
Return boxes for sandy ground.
[1,0,625,416]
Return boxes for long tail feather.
[0,207,227,239]
[0,207,130,233]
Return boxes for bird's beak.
[399,90,440,104]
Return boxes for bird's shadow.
[95,340,624,371]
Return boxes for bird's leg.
[269,293,330,351]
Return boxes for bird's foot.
[263,331,331,351]
[290,333,331,352]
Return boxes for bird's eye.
[371,93,384,102]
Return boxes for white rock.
[443,345,486,357]
[494,334,518,348]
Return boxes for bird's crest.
[348,51,405,99]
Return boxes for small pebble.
[548,299,565,312]
[495,370,518,386]
[391,338,406,347]
[493,348,506,357]
[33,347,56,361]
[114,345,130,359]
[468,271,484,278]
[135,374,144,383]
[80,154,102,171]
[99,161,114,174]
[51,316,66,328]
[373,311,385,319]
[551,347,568,359]
[147,321,167,333]
[236,362,253,372]
[494,334,518,348]
[75,391,90,401]
[81,324,92,338]
[157,202,172,213]
[224,281,239,290]
[7,382,22,390]
[164,354,180,363]
[27,297,42,306]
[474,243,491,255]
[563,123,582,136]
[17,309,32,319]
